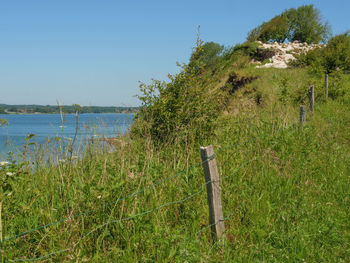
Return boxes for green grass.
[1,64,350,262]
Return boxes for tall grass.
[1,92,349,262]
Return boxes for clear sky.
[0,0,349,106]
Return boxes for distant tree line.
[0,104,138,114]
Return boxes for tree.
[247,14,289,43]
[189,41,224,72]
[247,5,331,44]
[261,15,289,42]
[287,5,331,43]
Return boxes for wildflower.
[0,161,9,166]
[6,172,15,176]
[97,195,102,199]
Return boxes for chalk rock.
[255,41,325,69]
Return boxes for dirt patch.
[252,48,276,62]
[221,73,258,95]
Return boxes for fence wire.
[6,137,259,263]
[12,180,208,262]
[12,155,256,262]
[4,154,207,243]
[5,137,257,243]
[187,210,236,241]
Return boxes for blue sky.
[0,0,349,106]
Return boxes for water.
[0,113,134,160]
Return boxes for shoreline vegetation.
[0,104,138,115]
[1,4,350,262]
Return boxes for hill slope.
[1,41,350,262]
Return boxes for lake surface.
[0,113,134,160]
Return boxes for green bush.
[289,47,324,75]
[188,41,224,73]
[132,44,224,144]
[328,71,350,100]
[233,42,260,57]
[322,32,350,73]
[291,32,350,75]
[131,40,272,145]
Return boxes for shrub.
[232,42,260,57]
[291,32,350,75]
[0,118,8,127]
[322,32,350,73]
[132,44,224,144]
[289,46,324,74]
[328,70,350,100]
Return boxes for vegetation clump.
[132,40,230,145]
[247,5,331,44]
[322,32,350,72]
[292,32,350,73]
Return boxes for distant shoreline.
[0,104,139,115]
[0,112,136,115]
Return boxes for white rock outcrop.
[255,41,326,69]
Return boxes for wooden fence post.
[200,145,225,241]
[300,105,306,125]
[308,85,315,112]
[325,73,329,100]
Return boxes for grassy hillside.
[1,41,350,262]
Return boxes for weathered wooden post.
[300,105,306,125]
[200,145,225,241]
[325,73,329,99]
[308,85,315,112]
